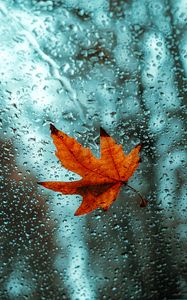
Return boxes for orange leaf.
[38,124,147,216]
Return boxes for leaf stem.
[126,184,148,207]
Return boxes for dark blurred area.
[0,139,68,299]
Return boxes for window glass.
[1,0,186,299]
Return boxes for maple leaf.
[38,124,147,216]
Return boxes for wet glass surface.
[0,0,187,299]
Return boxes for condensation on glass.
[0,0,186,299]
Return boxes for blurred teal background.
[0,0,186,299]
